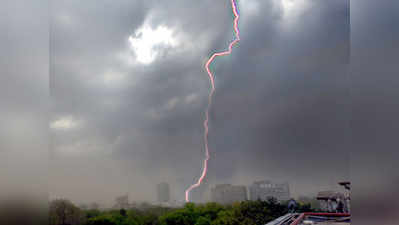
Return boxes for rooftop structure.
[264,213,350,225]
[290,213,350,225]
[265,182,351,225]
[317,181,351,213]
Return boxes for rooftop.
[291,213,350,225]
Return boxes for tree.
[210,210,236,225]
[195,216,211,225]
[85,209,101,219]
[159,203,201,225]
[230,201,273,225]
[49,199,84,225]
[199,202,224,221]
[86,215,115,225]
[120,209,127,217]
[86,213,140,225]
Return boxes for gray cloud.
[3,0,399,222]
[49,0,351,204]
[350,1,399,223]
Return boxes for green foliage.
[158,203,199,225]
[195,216,211,225]
[229,200,273,225]
[85,209,101,219]
[86,214,115,225]
[85,213,139,225]
[211,210,236,225]
[49,199,84,225]
[158,200,290,225]
[198,203,224,221]
[72,199,315,225]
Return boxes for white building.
[249,180,290,202]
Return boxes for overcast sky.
[47,0,352,205]
[1,0,399,222]
[0,0,48,203]
[5,0,398,209]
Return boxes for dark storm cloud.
[50,0,235,203]
[1,0,397,221]
[50,0,351,204]
[206,0,350,195]
[350,1,399,223]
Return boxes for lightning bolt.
[185,0,240,202]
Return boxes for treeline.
[49,198,314,225]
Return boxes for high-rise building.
[211,184,247,204]
[249,180,290,202]
[157,182,170,203]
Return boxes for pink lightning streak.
[185,0,240,202]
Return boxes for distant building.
[249,180,290,202]
[157,182,170,203]
[114,195,129,209]
[211,184,247,204]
